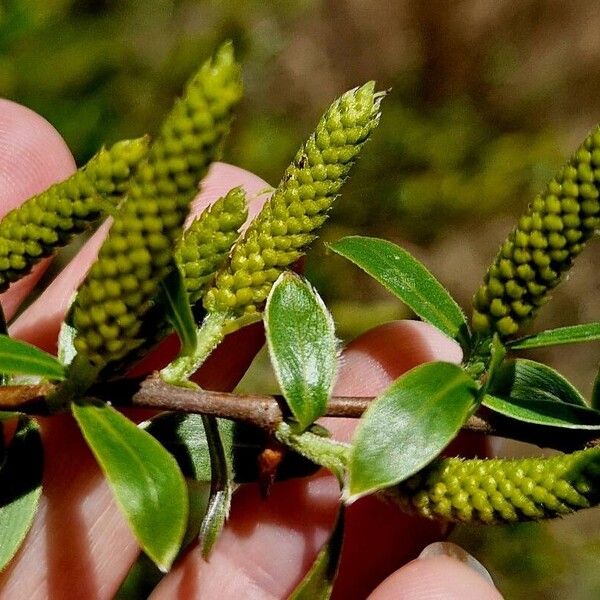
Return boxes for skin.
[0,98,502,599]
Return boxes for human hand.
[0,99,502,599]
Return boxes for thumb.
[369,542,502,600]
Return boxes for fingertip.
[0,99,75,213]
[368,555,502,600]
[0,99,76,319]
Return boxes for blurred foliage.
[1,0,600,597]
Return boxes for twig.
[0,377,598,453]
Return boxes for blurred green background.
[1,0,599,597]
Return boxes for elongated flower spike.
[0,137,148,291]
[177,186,248,304]
[388,447,600,524]
[105,187,249,375]
[472,126,600,339]
[202,82,385,317]
[71,42,243,370]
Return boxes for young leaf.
[276,421,349,483]
[0,335,65,380]
[0,417,43,571]
[347,362,478,501]
[0,304,7,385]
[265,273,338,432]
[483,394,600,429]
[481,334,506,395]
[57,320,78,368]
[72,401,188,571]
[507,322,600,350]
[158,266,198,356]
[289,506,346,600]
[199,415,233,558]
[592,367,600,411]
[488,359,587,407]
[329,236,469,348]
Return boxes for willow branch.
[0,377,598,453]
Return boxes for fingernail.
[418,541,495,587]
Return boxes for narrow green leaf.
[0,303,7,336]
[347,362,478,501]
[158,266,198,356]
[0,304,7,386]
[199,415,233,558]
[489,359,587,407]
[592,367,600,410]
[72,401,187,571]
[265,273,338,431]
[482,334,506,395]
[0,417,43,571]
[145,413,319,484]
[0,335,65,380]
[289,506,345,600]
[483,394,600,429]
[329,236,469,348]
[507,322,600,350]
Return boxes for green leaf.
[72,401,187,571]
[199,415,233,558]
[145,413,320,484]
[0,303,7,336]
[0,416,43,571]
[482,334,506,395]
[488,359,587,407]
[507,322,600,350]
[592,367,600,411]
[483,394,600,429]
[0,335,65,380]
[329,236,469,348]
[158,266,198,356]
[144,412,225,482]
[346,362,478,501]
[265,273,338,431]
[289,506,345,600]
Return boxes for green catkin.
[111,186,248,374]
[388,448,600,524]
[202,82,384,316]
[472,127,600,338]
[71,42,242,368]
[177,186,248,304]
[0,137,148,291]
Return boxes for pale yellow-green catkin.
[472,126,600,338]
[203,82,384,316]
[71,43,242,368]
[388,448,600,524]
[177,186,248,304]
[0,137,148,291]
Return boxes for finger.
[368,554,502,600]
[0,99,76,320]
[151,321,467,600]
[9,162,271,355]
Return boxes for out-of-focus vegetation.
[2,1,599,597]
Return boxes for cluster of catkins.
[0,41,599,526]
